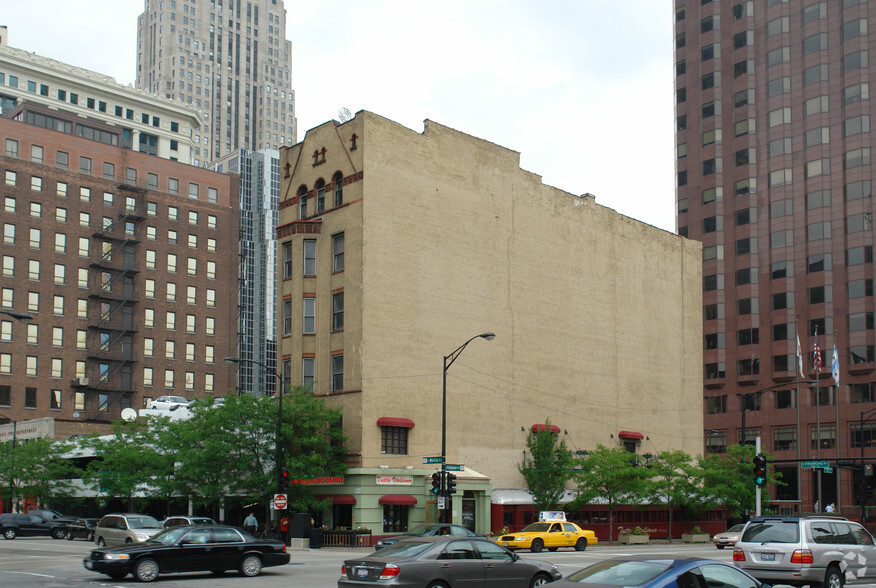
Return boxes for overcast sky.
[3,0,675,232]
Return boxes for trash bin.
[290,513,311,538]
[308,526,323,549]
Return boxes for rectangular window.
[331,354,344,391]
[332,292,344,331]
[332,233,345,272]
[303,298,316,334]
[303,240,316,276]
[302,357,315,389]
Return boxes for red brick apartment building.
[675,0,876,512]
[0,103,239,433]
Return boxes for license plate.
[502,542,509,546]
[761,553,775,561]
[356,567,368,578]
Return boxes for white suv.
[734,515,876,587]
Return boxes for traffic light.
[753,454,767,487]
[431,471,442,494]
[446,472,457,495]
[280,469,290,491]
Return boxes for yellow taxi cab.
[495,513,597,553]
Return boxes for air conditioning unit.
[71,377,89,387]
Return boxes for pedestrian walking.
[243,512,258,535]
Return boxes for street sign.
[445,464,464,471]
[437,496,446,509]
[802,460,829,469]
[824,467,834,474]
[423,457,443,464]
[273,493,288,510]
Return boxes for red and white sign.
[273,493,288,510]
[375,475,413,485]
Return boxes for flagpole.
[815,327,822,513]
[833,336,841,514]
[796,323,803,511]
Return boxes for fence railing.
[320,529,372,547]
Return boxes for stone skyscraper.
[136,0,297,165]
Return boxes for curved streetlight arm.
[444,333,495,371]
[740,380,819,446]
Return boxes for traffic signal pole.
[755,436,762,517]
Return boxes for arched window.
[333,172,343,207]
[315,179,325,214]
[298,185,308,219]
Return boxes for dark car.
[64,518,100,541]
[339,536,561,587]
[82,525,289,582]
[552,555,765,587]
[375,523,481,549]
[0,513,67,539]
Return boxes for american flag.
[813,328,822,376]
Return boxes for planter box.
[618,534,649,544]
[682,533,709,543]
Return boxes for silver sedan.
[338,536,561,587]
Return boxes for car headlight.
[103,554,130,560]
[135,533,150,540]
[515,536,529,541]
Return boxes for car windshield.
[404,525,434,536]
[727,524,745,532]
[127,516,162,529]
[741,521,799,543]
[190,518,216,525]
[147,527,190,544]
[371,540,435,558]
[521,523,552,533]
[566,560,673,585]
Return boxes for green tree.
[0,437,78,509]
[699,443,781,517]
[569,445,650,542]
[283,386,346,513]
[643,449,703,539]
[517,420,574,512]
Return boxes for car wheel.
[530,538,544,553]
[134,557,160,582]
[107,570,128,580]
[52,527,66,540]
[239,555,262,577]
[547,547,558,552]
[65,530,73,540]
[3,528,16,540]
[125,538,133,544]
[575,537,587,551]
[824,565,844,588]
[530,573,552,588]
[426,582,450,588]
[97,537,106,547]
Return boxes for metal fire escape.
[74,183,144,419]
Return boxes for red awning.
[378,494,418,506]
[531,424,561,434]
[377,417,415,428]
[618,430,644,440]
[315,494,356,505]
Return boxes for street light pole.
[740,381,817,446]
[0,415,16,513]
[859,408,876,522]
[224,356,285,537]
[441,332,494,524]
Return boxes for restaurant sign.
[375,475,413,485]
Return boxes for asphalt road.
[3,537,876,587]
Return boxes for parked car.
[148,395,190,410]
[338,536,561,587]
[496,520,597,552]
[64,518,100,541]
[94,513,164,547]
[83,525,289,582]
[162,515,217,529]
[0,513,66,539]
[733,515,876,587]
[712,523,745,549]
[552,555,764,587]
[375,523,480,549]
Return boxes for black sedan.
[339,536,561,587]
[82,525,290,582]
[375,523,481,549]
[551,555,765,587]
[64,518,100,541]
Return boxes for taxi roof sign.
[538,511,566,522]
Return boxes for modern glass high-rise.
[136,0,297,166]
[210,149,279,396]
[675,0,876,511]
